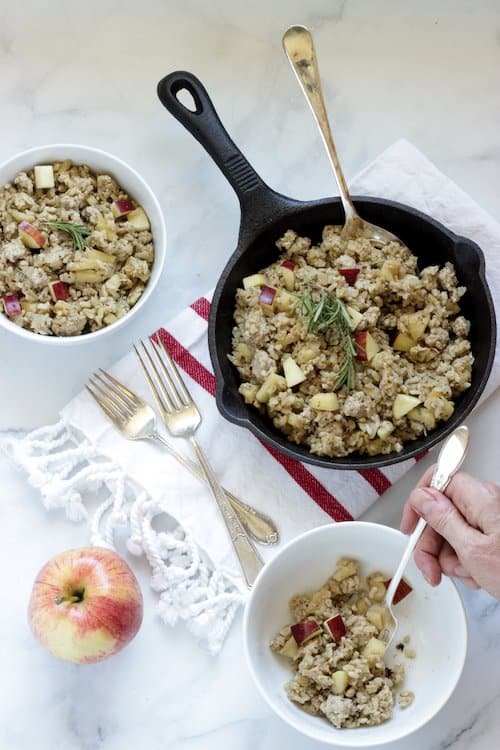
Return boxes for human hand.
[401,467,500,599]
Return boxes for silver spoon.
[381,425,470,648]
[283,25,403,246]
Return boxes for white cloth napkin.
[3,139,500,652]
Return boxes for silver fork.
[86,370,278,547]
[134,337,264,587]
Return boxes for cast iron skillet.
[157,71,496,470]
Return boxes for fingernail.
[454,565,467,577]
[423,571,433,585]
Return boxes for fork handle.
[189,437,264,587]
[151,432,278,545]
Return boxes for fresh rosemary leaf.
[297,287,358,391]
[48,222,91,252]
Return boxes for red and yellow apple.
[28,547,143,664]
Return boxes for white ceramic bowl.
[0,144,166,344]
[243,522,467,746]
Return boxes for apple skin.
[28,547,143,664]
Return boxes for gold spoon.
[283,25,403,246]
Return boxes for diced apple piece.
[290,619,321,646]
[85,248,116,265]
[331,670,349,695]
[377,421,395,440]
[127,207,150,231]
[408,406,436,430]
[20,300,38,312]
[255,373,286,404]
[393,394,422,419]
[363,637,387,658]
[282,354,306,387]
[390,331,415,352]
[381,259,401,281]
[258,285,277,313]
[280,259,297,291]
[2,294,22,317]
[407,312,429,341]
[354,331,379,362]
[324,614,346,641]
[346,306,363,330]
[310,392,339,411]
[34,165,55,189]
[365,605,385,631]
[384,578,413,604]
[242,273,267,290]
[19,221,46,249]
[275,289,296,314]
[339,268,360,285]
[279,636,299,659]
[49,281,70,302]
[72,270,103,283]
[111,198,135,218]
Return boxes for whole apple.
[28,547,143,664]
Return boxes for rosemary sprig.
[297,288,358,391]
[48,222,91,252]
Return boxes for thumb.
[408,486,477,549]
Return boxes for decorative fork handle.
[150,431,278,546]
[189,436,264,587]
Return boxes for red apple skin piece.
[339,268,360,285]
[2,294,22,317]
[324,614,346,641]
[28,547,143,664]
[280,259,297,271]
[19,221,46,249]
[384,577,413,604]
[258,285,277,307]
[290,619,321,645]
[354,331,368,361]
[49,281,70,302]
[111,199,135,218]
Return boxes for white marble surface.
[1,1,500,748]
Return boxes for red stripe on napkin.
[190,298,211,321]
[156,327,353,522]
[358,468,391,495]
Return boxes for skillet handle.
[157,71,292,228]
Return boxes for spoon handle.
[385,426,470,608]
[282,25,357,222]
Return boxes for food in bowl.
[0,161,154,336]
[270,557,414,729]
[230,225,473,457]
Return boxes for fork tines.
[86,369,139,425]
[134,336,193,417]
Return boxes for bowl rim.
[0,143,167,345]
[243,521,468,746]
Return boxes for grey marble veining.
[1,1,500,748]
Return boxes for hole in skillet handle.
[174,87,199,113]
[157,72,205,118]
[170,80,202,114]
